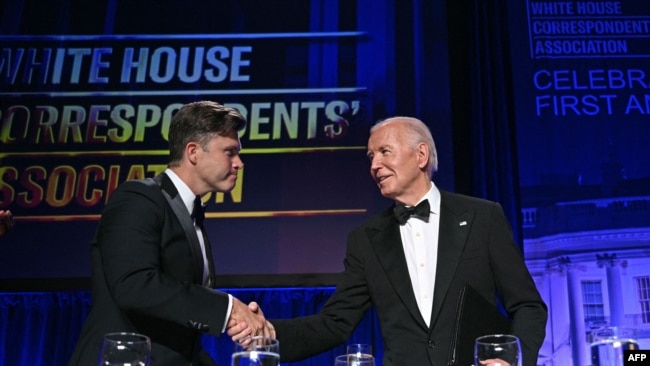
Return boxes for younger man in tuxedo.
[70,101,273,366]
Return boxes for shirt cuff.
[221,293,233,333]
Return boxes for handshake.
[226,297,276,343]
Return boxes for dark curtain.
[0,289,383,366]
[448,0,524,246]
[0,292,90,365]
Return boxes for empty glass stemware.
[98,332,151,366]
[474,334,522,366]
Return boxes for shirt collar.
[415,182,441,215]
[164,168,196,215]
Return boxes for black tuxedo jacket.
[69,174,227,366]
[273,191,547,366]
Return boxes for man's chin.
[216,181,236,193]
[379,187,395,200]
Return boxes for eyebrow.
[367,143,390,156]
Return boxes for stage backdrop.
[0,0,454,288]
[509,1,650,364]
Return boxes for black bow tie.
[191,195,206,228]
[393,199,430,225]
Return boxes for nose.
[233,155,244,169]
[370,155,381,175]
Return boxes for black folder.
[448,284,512,366]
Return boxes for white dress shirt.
[398,182,441,327]
[165,169,211,284]
[165,169,232,332]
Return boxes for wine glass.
[231,336,280,366]
[334,354,375,366]
[474,334,521,366]
[347,343,372,358]
[98,332,151,366]
[590,326,639,366]
[345,343,374,365]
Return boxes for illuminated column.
[561,256,589,366]
[596,253,625,326]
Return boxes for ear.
[185,142,200,165]
[416,142,429,170]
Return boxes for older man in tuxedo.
[232,116,547,366]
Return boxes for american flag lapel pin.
[459,221,467,227]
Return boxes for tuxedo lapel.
[429,192,473,328]
[154,174,205,285]
[369,210,429,331]
[200,225,217,287]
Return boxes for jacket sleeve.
[487,202,548,366]
[272,230,372,362]
[97,180,230,336]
